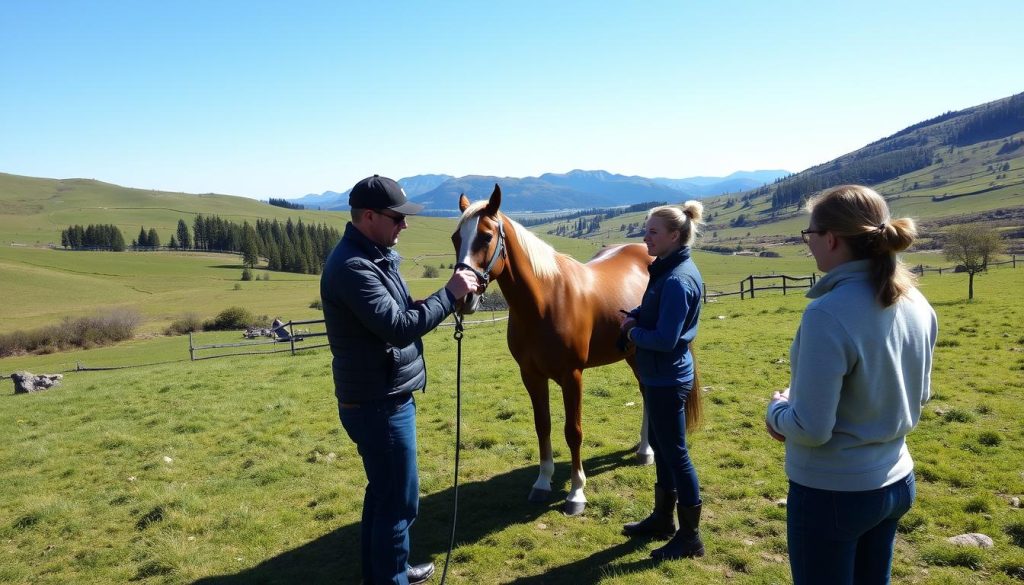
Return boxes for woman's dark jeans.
[787,472,916,585]
[643,383,700,506]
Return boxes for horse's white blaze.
[456,216,485,313]
[532,457,555,492]
[567,468,587,503]
[456,217,479,269]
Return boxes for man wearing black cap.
[321,175,478,585]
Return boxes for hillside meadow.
[1,262,1022,584]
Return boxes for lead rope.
[439,311,465,585]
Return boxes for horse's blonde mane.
[457,201,561,280]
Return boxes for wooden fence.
[703,273,817,302]
[911,254,1018,275]
[189,318,327,360]
[188,314,510,361]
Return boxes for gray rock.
[1011,497,1021,508]
[11,372,63,394]
[947,533,994,548]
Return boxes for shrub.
[0,309,142,357]
[965,496,992,513]
[165,312,203,335]
[309,298,323,310]
[241,268,253,281]
[204,306,257,331]
[233,283,242,290]
[978,430,1002,446]
[1006,521,1024,547]
[943,408,975,423]
[423,265,439,278]
[920,544,984,569]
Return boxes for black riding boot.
[622,484,678,538]
[651,501,705,560]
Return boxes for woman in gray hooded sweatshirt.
[766,185,937,585]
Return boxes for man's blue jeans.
[787,472,916,585]
[643,383,700,506]
[340,394,419,585]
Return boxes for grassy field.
[2,169,1022,583]
[1,264,1022,584]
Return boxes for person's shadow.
[193,449,651,584]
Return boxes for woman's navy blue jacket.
[629,246,703,387]
[320,223,456,403]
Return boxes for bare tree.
[943,225,1005,300]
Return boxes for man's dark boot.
[651,501,705,560]
[622,484,678,538]
[407,562,435,584]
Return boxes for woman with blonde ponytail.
[620,201,707,560]
[765,185,937,584]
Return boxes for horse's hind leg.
[626,355,654,465]
[522,370,554,504]
[560,369,587,516]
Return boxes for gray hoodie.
[766,259,937,491]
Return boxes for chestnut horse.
[452,185,702,515]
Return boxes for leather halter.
[455,216,506,288]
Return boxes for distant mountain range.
[288,169,790,213]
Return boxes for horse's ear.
[485,184,502,216]
[459,194,470,212]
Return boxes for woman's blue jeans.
[787,472,916,585]
[339,394,419,585]
[643,383,700,506]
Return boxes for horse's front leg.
[626,355,654,465]
[560,369,587,516]
[522,369,554,504]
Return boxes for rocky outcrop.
[11,372,63,394]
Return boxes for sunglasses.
[375,209,407,224]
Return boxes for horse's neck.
[496,227,556,319]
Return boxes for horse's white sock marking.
[532,457,554,492]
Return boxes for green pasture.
[2,265,1023,584]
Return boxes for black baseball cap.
[348,175,424,215]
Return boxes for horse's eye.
[480,233,493,244]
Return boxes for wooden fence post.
[189,332,194,361]
[288,320,296,356]
[782,276,787,295]
[749,275,755,299]
[740,278,745,300]
[703,283,708,304]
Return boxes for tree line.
[191,214,341,274]
[60,224,127,251]
[769,148,934,210]
[61,215,342,275]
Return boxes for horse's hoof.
[635,453,655,466]
[528,488,551,503]
[562,500,586,516]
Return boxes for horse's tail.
[686,343,703,433]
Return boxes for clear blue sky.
[2,1,1021,199]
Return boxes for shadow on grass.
[193,449,642,584]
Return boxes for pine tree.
[176,219,191,250]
